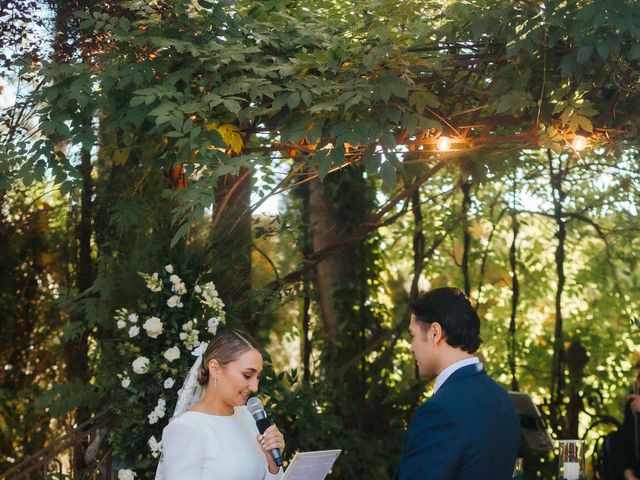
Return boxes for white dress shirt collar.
[433,357,481,395]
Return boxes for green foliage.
[5,0,640,478]
[103,266,226,478]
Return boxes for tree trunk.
[461,180,472,297]
[300,181,312,383]
[410,189,425,301]
[210,169,253,333]
[307,168,371,389]
[308,171,367,338]
[68,147,95,476]
[52,3,95,475]
[509,211,520,392]
[548,150,567,436]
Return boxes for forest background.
[3,0,640,478]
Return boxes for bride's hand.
[257,425,285,472]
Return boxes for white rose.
[148,435,162,458]
[167,295,183,308]
[163,346,180,362]
[164,377,175,389]
[128,325,140,338]
[117,320,126,329]
[194,285,202,293]
[118,469,136,480]
[207,317,220,335]
[143,316,163,338]
[169,274,180,284]
[128,313,139,323]
[121,376,131,388]
[148,411,159,424]
[172,281,187,295]
[164,264,174,274]
[132,356,150,374]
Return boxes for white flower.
[148,411,159,424]
[169,274,180,284]
[164,377,175,389]
[143,316,163,338]
[128,325,140,338]
[148,435,162,458]
[180,321,200,351]
[117,319,126,329]
[194,285,202,293]
[164,264,174,274]
[198,282,226,320]
[163,346,181,362]
[128,313,139,323]
[167,295,183,308]
[132,356,150,374]
[207,316,221,335]
[118,469,136,480]
[140,272,162,292]
[117,371,131,388]
[171,281,187,295]
[148,398,166,425]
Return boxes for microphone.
[246,397,283,467]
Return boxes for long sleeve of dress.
[264,467,284,480]
[161,418,206,480]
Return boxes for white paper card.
[563,462,580,480]
[283,449,341,480]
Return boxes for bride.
[156,328,285,480]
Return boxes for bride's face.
[217,348,263,407]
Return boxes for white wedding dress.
[158,406,284,480]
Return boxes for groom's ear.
[431,322,445,343]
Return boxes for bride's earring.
[214,375,218,388]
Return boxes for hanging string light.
[571,135,587,152]
[436,136,452,152]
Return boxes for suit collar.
[433,357,480,394]
[432,362,485,397]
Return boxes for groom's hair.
[411,287,482,353]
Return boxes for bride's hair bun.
[197,366,209,386]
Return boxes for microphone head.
[246,396,266,418]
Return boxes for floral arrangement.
[111,264,225,479]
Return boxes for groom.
[395,287,520,480]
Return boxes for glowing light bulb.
[436,136,452,152]
[572,135,587,152]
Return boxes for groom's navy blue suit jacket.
[396,363,520,480]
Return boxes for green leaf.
[389,78,408,99]
[287,92,301,109]
[170,221,191,248]
[576,115,593,133]
[301,90,312,107]
[496,91,523,114]
[379,160,397,189]
[596,41,609,60]
[577,45,593,64]
[317,152,332,179]
[409,90,441,112]
[223,99,241,114]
